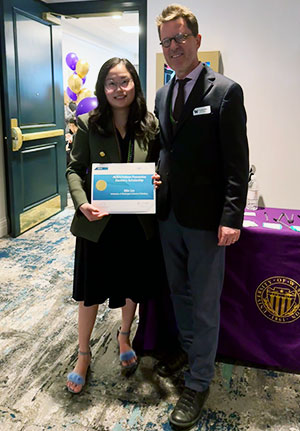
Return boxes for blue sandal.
[117,329,139,377]
[67,350,91,394]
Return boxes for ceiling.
[40,0,139,54]
[60,11,139,55]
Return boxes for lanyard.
[127,136,134,163]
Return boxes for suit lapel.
[97,120,121,163]
[159,78,175,148]
[96,124,147,163]
[175,65,215,135]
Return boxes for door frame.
[48,0,147,97]
[0,0,67,237]
[0,1,9,235]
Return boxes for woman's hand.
[152,172,162,189]
[79,203,109,222]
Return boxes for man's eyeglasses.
[104,78,133,92]
[160,33,194,48]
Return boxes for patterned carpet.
[1,205,300,430]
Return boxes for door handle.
[11,118,64,151]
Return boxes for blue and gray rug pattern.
[1,206,300,430]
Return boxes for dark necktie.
[173,78,190,122]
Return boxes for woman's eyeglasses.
[160,33,193,48]
[104,78,133,92]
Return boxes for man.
[65,117,78,165]
[154,4,249,430]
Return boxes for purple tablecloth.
[133,207,300,371]
[218,207,300,371]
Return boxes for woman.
[66,57,160,393]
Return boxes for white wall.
[62,21,138,96]
[147,0,300,209]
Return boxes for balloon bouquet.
[65,52,98,116]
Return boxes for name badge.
[193,106,211,116]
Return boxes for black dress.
[72,130,161,308]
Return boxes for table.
[133,208,300,371]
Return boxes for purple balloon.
[76,97,98,116]
[66,52,78,71]
[66,86,77,101]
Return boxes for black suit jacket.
[155,64,249,230]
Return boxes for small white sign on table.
[91,163,155,214]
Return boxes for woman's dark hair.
[89,57,158,149]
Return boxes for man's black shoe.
[155,349,188,377]
[169,386,209,430]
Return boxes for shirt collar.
[175,61,203,83]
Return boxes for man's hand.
[79,203,109,222]
[218,225,240,246]
[152,172,162,189]
[65,133,73,144]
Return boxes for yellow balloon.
[68,74,82,93]
[77,88,92,103]
[76,59,90,79]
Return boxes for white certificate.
[91,163,156,214]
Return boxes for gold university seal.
[255,276,300,323]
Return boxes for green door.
[0,0,67,237]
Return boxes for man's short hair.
[68,117,77,126]
[156,4,199,39]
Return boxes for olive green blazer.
[66,113,156,243]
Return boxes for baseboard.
[0,216,8,237]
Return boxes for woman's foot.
[117,329,138,376]
[66,350,91,394]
